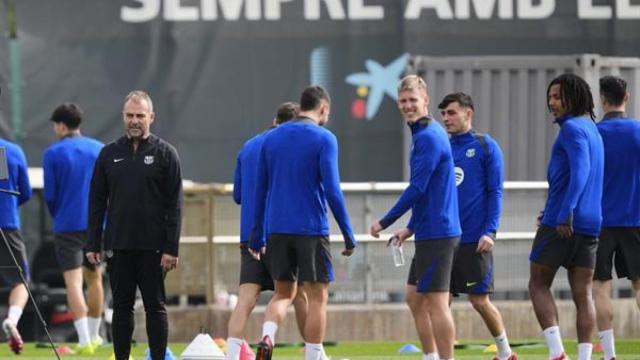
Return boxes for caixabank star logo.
[345,53,410,121]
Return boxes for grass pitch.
[2,340,640,359]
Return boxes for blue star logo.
[345,53,410,120]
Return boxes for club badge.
[466,148,476,158]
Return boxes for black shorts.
[594,227,640,281]
[0,230,30,285]
[529,225,598,269]
[407,237,459,293]
[450,242,494,295]
[54,232,97,272]
[239,244,274,291]
[266,234,333,283]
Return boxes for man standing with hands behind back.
[87,91,183,360]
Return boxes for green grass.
[2,340,640,359]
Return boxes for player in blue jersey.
[43,103,105,355]
[440,93,516,360]
[250,86,356,360]
[225,102,309,360]
[0,138,32,355]
[371,75,461,360]
[593,76,640,360]
[529,74,604,360]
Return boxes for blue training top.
[0,139,32,229]
[43,135,104,232]
[450,131,504,244]
[379,117,461,240]
[541,115,604,236]
[597,112,640,227]
[233,131,268,243]
[249,118,356,250]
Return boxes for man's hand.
[536,211,544,226]
[370,222,383,238]
[249,247,266,260]
[161,254,179,272]
[86,252,102,265]
[392,228,414,247]
[342,247,355,257]
[476,235,494,253]
[556,224,573,238]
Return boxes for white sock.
[543,326,565,358]
[423,352,439,360]
[494,331,513,359]
[305,343,324,360]
[577,342,593,360]
[262,321,278,344]
[7,306,23,325]
[599,329,616,359]
[73,317,91,346]
[225,337,244,360]
[87,317,102,339]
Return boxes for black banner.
[1,0,639,182]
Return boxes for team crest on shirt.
[454,167,464,186]
[466,148,476,158]
[144,155,154,165]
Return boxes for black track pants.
[108,250,167,360]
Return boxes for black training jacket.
[88,134,183,256]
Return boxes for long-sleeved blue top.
[233,131,268,243]
[597,112,640,227]
[450,131,504,244]
[379,117,461,240]
[0,139,32,229]
[541,115,604,236]
[43,135,104,232]
[249,118,356,250]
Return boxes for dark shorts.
[529,225,598,269]
[239,244,274,291]
[266,234,333,283]
[54,232,97,272]
[594,227,640,281]
[0,230,30,285]
[407,237,459,293]
[450,242,494,295]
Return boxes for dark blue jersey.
[597,112,640,227]
[0,139,32,229]
[43,135,104,232]
[451,131,504,244]
[541,115,604,236]
[379,117,461,240]
[249,119,355,250]
[233,131,268,243]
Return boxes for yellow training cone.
[483,344,498,353]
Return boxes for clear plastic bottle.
[388,235,405,267]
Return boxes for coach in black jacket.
[87,90,183,360]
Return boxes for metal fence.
[406,54,640,181]
[169,181,634,304]
[18,174,631,304]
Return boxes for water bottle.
[388,235,405,267]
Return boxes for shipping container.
[406,54,640,180]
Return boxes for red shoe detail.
[255,336,273,360]
[3,321,24,355]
